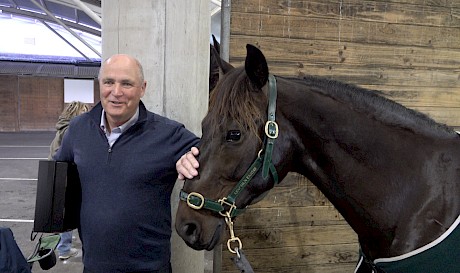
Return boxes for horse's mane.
[291,75,456,138]
[207,67,266,141]
[207,68,456,140]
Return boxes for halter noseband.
[179,74,279,218]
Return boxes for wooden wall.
[222,0,460,272]
[0,75,99,132]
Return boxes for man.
[54,54,199,273]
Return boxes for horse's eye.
[226,130,241,142]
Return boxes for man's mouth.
[110,101,125,105]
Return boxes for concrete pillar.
[102,1,209,272]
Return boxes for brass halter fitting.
[186,192,205,210]
[225,215,243,253]
[218,197,238,217]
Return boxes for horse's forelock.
[207,68,266,142]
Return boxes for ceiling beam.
[41,20,92,62]
[70,0,101,25]
[0,6,100,36]
[30,0,101,57]
[47,0,101,14]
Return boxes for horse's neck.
[277,79,460,258]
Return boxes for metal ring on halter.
[227,237,243,254]
[218,197,237,217]
[186,192,205,210]
[257,149,263,159]
[264,120,279,139]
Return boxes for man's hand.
[176,147,200,180]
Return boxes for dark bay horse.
[176,44,460,272]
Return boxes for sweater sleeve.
[171,124,200,163]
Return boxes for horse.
[176,44,460,272]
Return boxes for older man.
[54,54,199,273]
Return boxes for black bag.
[33,160,81,233]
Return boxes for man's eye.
[226,130,241,142]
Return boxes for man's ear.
[141,81,147,97]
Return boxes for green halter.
[180,74,279,218]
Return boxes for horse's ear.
[212,34,220,55]
[245,44,269,89]
[211,45,234,75]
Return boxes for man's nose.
[111,83,123,96]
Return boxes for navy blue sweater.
[54,101,199,272]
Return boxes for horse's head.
[176,44,290,251]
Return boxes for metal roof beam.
[47,0,101,14]
[30,0,101,57]
[70,0,101,25]
[0,6,100,36]
[40,20,92,62]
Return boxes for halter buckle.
[264,120,279,139]
[186,192,205,210]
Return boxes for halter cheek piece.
[179,74,280,253]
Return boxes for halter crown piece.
[179,74,280,253]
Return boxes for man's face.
[99,55,146,128]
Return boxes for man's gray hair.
[98,54,145,83]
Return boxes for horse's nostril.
[184,223,196,236]
[182,222,200,244]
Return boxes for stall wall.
[222,1,460,272]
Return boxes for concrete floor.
[0,131,84,273]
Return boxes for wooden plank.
[231,12,460,49]
[235,60,460,89]
[228,43,460,90]
[271,173,334,206]
[230,224,357,248]
[221,243,359,270]
[235,206,347,228]
[232,0,460,24]
[251,184,329,208]
[228,36,460,73]
[362,85,460,108]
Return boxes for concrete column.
[102,1,209,272]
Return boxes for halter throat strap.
[262,74,279,181]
